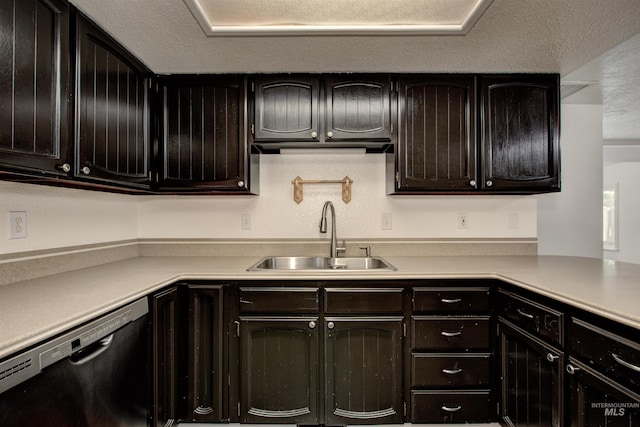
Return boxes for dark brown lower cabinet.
[151,286,180,427]
[566,357,640,427]
[411,390,491,423]
[325,317,404,425]
[499,318,563,426]
[239,316,319,424]
[187,285,224,422]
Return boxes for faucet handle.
[336,240,346,256]
[359,246,372,257]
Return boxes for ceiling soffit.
[184,0,494,36]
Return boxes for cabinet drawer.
[411,316,490,350]
[239,287,319,313]
[411,353,490,387]
[498,289,563,345]
[572,318,640,392]
[413,287,490,313]
[411,390,490,423]
[324,288,403,314]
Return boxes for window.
[603,184,618,250]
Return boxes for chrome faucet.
[319,201,346,258]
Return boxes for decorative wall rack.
[291,176,353,204]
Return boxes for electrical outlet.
[458,213,469,229]
[9,211,27,239]
[241,213,251,230]
[381,212,392,230]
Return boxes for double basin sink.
[247,256,396,271]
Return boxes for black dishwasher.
[0,297,149,426]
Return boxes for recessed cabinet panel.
[324,288,403,314]
[325,317,403,425]
[253,77,319,141]
[412,316,490,350]
[240,317,319,424]
[411,390,491,423]
[500,319,563,427]
[396,76,476,192]
[0,0,70,175]
[151,287,180,427]
[411,353,490,388]
[159,77,250,192]
[567,358,640,427]
[325,76,391,141]
[481,75,560,191]
[76,14,150,187]
[187,285,224,422]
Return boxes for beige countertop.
[1,254,640,360]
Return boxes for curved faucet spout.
[319,201,345,258]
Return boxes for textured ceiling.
[69,0,640,139]
[69,0,640,75]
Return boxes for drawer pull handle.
[442,368,463,375]
[566,364,581,375]
[612,353,640,372]
[546,353,559,362]
[517,308,534,319]
[441,298,462,304]
[441,331,462,337]
[441,405,462,412]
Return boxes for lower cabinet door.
[187,285,224,422]
[411,390,491,423]
[325,317,404,425]
[567,357,640,427]
[500,319,564,427]
[240,316,319,424]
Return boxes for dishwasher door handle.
[69,335,114,365]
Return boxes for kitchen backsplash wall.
[0,153,536,256]
[0,181,138,255]
[137,153,537,240]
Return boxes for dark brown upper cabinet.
[0,0,71,177]
[392,76,477,193]
[253,76,320,143]
[157,76,256,193]
[251,75,393,152]
[75,13,151,190]
[389,74,560,194]
[480,75,560,192]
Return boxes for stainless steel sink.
[247,256,396,271]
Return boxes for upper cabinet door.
[325,76,391,142]
[158,76,252,193]
[0,0,71,176]
[396,76,477,192]
[253,76,320,141]
[75,13,151,189]
[480,75,560,192]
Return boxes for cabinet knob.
[327,321,335,329]
[81,166,91,175]
[546,353,559,363]
[486,180,493,187]
[326,131,333,139]
[308,321,316,329]
[237,180,245,188]
[469,179,476,187]
[566,364,581,375]
[56,163,71,173]
[311,131,317,138]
